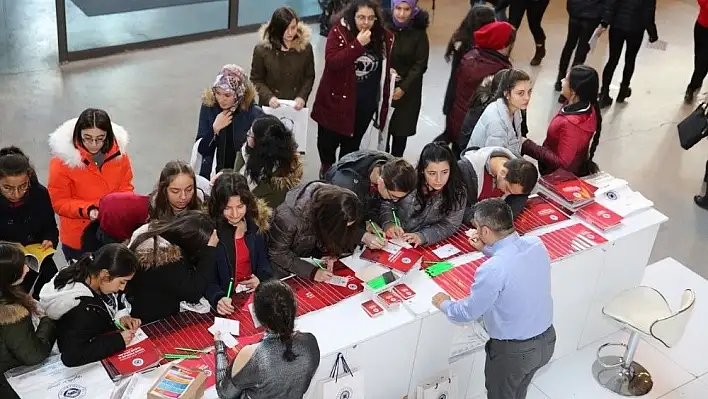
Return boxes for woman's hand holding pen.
[385,225,405,239]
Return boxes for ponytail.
[579,100,602,177]
[53,244,138,290]
[278,299,297,362]
[252,280,299,362]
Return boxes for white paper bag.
[263,100,309,153]
[318,353,365,399]
[416,373,459,399]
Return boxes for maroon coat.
[522,104,597,176]
[311,19,394,137]
[447,47,511,141]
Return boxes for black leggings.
[689,22,708,91]
[558,17,599,80]
[508,0,550,45]
[317,107,376,166]
[386,135,408,157]
[601,28,644,91]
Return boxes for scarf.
[212,64,248,105]
[392,0,420,29]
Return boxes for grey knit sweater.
[215,332,320,399]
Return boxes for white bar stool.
[592,286,695,396]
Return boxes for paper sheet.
[646,39,668,51]
[209,317,240,336]
[127,328,148,347]
[432,244,462,259]
[588,26,604,52]
[234,284,249,294]
[220,332,238,348]
[326,275,349,287]
[381,241,403,255]
[262,100,309,152]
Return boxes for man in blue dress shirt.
[432,198,556,399]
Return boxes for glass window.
[237,0,320,26]
[65,0,230,52]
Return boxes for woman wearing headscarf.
[195,65,263,179]
[383,0,430,157]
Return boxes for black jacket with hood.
[39,276,128,367]
[0,301,56,399]
[126,225,217,323]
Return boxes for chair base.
[592,356,653,397]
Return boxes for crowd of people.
[0,0,705,398]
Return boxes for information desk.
[7,193,667,399]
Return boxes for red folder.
[360,247,422,273]
[103,338,162,380]
[575,202,623,231]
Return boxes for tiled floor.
[0,0,707,276]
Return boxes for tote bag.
[318,352,365,399]
[677,102,708,150]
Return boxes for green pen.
[311,257,326,270]
[369,220,384,240]
[114,320,126,331]
[226,278,234,298]
[392,209,401,228]
[164,354,200,359]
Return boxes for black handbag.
[677,102,708,150]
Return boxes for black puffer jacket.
[567,0,607,20]
[602,0,658,37]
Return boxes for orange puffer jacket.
[47,119,135,250]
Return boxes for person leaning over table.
[324,150,417,250]
[251,7,315,111]
[268,182,363,283]
[432,198,555,399]
[381,142,467,247]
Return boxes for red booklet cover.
[575,202,623,231]
[377,290,401,309]
[360,247,422,273]
[540,169,597,203]
[103,337,162,380]
[392,283,416,300]
[514,196,570,234]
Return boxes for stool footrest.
[596,342,627,368]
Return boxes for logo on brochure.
[605,190,618,201]
[59,384,87,399]
[132,357,144,367]
[402,257,412,264]
[550,214,558,221]
[348,283,358,290]
[336,387,354,399]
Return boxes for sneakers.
[616,86,632,103]
[530,44,546,66]
[685,87,697,104]
[598,92,613,108]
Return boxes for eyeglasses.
[384,186,405,203]
[82,136,105,145]
[0,183,29,195]
[355,15,377,22]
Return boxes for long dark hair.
[0,147,34,180]
[0,242,36,313]
[495,68,531,104]
[149,160,201,221]
[207,170,259,227]
[54,243,138,291]
[129,210,214,265]
[245,115,298,185]
[341,0,386,56]
[253,280,298,361]
[72,108,116,154]
[414,143,466,217]
[468,70,505,110]
[265,7,300,49]
[444,5,495,63]
[567,65,602,176]
[309,185,363,255]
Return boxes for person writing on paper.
[458,147,538,221]
[0,147,59,298]
[382,0,430,156]
[148,161,203,221]
[522,65,603,177]
[311,0,395,178]
[0,243,56,399]
[39,244,141,367]
[269,182,363,282]
[554,0,604,103]
[251,7,315,111]
[48,108,135,262]
[597,0,658,107]
[215,280,320,399]
[468,68,532,157]
[432,199,555,399]
[127,211,218,323]
[206,172,274,316]
[234,116,303,208]
[195,65,264,179]
[325,151,417,250]
[381,143,466,247]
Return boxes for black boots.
[616,86,632,103]
[685,87,698,104]
[598,90,613,108]
[695,195,708,210]
[530,43,546,66]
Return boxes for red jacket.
[447,47,511,141]
[311,19,394,137]
[522,103,597,176]
[699,0,708,27]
